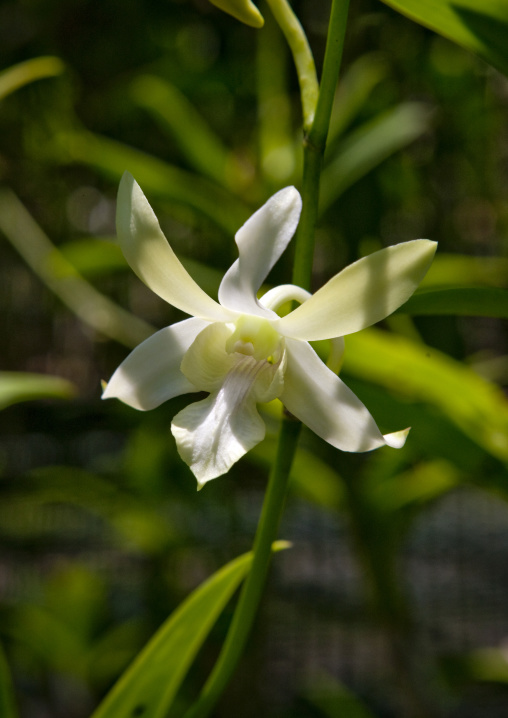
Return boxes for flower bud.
[208,0,264,28]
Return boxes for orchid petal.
[172,353,285,487]
[278,240,437,341]
[281,339,405,452]
[218,187,302,317]
[117,172,231,322]
[180,322,237,393]
[102,318,209,410]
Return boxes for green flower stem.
[184,5,350,716]
[292,0,351,291]
[265,0,318,132]
[183,415,302,718]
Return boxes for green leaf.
[327,53,388,145]
[440,648,508,686]
[56,131,250,235]
[0,189,153,348]
[379,0,508,77]
[368,460,460,514]
[0,643,18,718]
[0,372,75,411]
[320,102,432,213]
[305,674,379,718]
[397,287,508,317]
[0,56,64,101]
[130,75,237,189]
[91,544,288,718]
[421,253,508,289]
[344,328,508,462]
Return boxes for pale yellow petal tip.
[100,379,108,398]
[384,427,411,449]
[208,0,264,28]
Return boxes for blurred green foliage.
[0,1,508,717]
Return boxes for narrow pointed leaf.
[397,287,508,317]
[0,372,75,411]
[379,0,508,77]
[0,643,18,718]
[0,189,153,348]
[421,254,508,288]
[320,103,432,213]
[91,544,288,718]
[344,328,508,462]
[130,75,236,188]
[56,131,250,234]
[0,56,64,101]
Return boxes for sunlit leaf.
[0,644,18,718]
[55,238,126,277]
[421,254,508,289]
[0,189,153,348]
[379,0,508,77]
[344,328,508,462]
[0,372,75,411]
[130,75,243,190]
[320,103,432,213]
[327,53,388,145]
[397,287,508,317]
[56,131,250,235]
[0,466,175,553]
[368,460,460,514]
[91,544,288,718]
[440,648,508,686]
[0,56,64,101]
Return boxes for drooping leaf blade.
[0,372,75,411]
[130,75,238,189]
[91,543,288,718]
[421,254,508,289]
[379,0,508,77]
[344,328,508,462]
[0,56,64,101]
[0,189,153,348]
[397,287,508,317]
[0,643,18,718]
[55,131,250,235]
[320,102,432,213]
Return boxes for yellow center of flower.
[225,315,282,362]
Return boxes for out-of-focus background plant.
[0,0,507,716]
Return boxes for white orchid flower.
[103,173,437,488]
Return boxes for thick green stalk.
[292,0,350,291]
[183,416,302,718]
